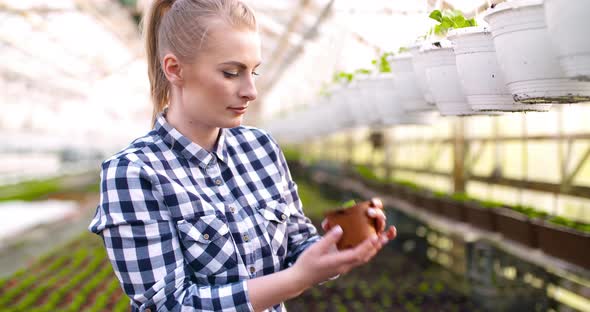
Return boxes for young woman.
[88,0,396,311]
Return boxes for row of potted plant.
[349,164,590,270]
[264,51,441,144]
[429,1,590,114]
[266,2,590,144]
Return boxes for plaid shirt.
[88,112,320,312]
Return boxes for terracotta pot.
[324,201,380,250]
[420,193,442,215]
[534,219,590,269]
[493,207,538,248]
[464,201,497,232]
[439,197,466,222]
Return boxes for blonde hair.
[143,0,257,125]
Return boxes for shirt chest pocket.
[176,215,238,276]
[255,200,291,259]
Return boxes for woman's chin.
[223,116,243,128]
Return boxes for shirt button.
[214,178,222,186]
[229,206,236,213]
[203,234,210,240]
[249,266,256,274]
[281,214,287,220]
[243,234,249,242]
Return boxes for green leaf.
[355,68,372,75]
[341,199,357,208]
[441,16,453,29]
[429,10,443,23]
[453,15,466,28]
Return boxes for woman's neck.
[165,105,220,152]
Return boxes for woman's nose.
[239,77,257,101]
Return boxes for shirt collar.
[154,110,228,169]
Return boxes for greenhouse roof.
[0,0,491,152]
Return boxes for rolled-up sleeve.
[89,158,253,312]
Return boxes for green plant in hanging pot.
[371,52,395,73]
[421,9,481,116]
[428,9,476,38]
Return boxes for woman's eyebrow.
[219,61,262,68]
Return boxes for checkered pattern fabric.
[88,111,320,312]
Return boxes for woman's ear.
[162,53,183,86]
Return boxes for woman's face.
[174,22,261,129]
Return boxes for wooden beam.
[453,118,466,193]
[388,133,590,145]
[375,164,590,199]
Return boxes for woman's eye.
[223,71,239,78]
[252,71,260,77]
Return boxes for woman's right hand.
[290,225,386,290]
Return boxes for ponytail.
[144,0,174,126]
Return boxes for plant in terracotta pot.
[413,188,440,214]
[463,199,502,232]
[324,199,381,250]
[433,191,459,220]
[494,204,547,248]
[441,192,468,222]
[395,180,425,207]
[352,164,389,193]
[534,215,590,269]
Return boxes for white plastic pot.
[390,54,434,112]
[545,0,590,81]
[484,0,590,104]
[422,47,477,116]
[371,74,403,126]
[325,86,354,130]
[336,84,365,128]
[355,77,384,126]
[448,27,551,112]
[409,44,436,106]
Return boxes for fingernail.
[332,225,343,234]
[371,234,379,242]
[367,208,376,216]
[381,236,388,244]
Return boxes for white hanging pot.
[403,111,438,125]
[448,27,551,112]
[390,54,434,112]
[323,88,353,131]
[355,77,383,126]
[422,46,482,116]
[371,73,437,126]
[545,0,590,81]
[372,74,401,126]
[484,0,590,104]
[339,83,367,128]
[409,44,436,107]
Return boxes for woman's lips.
[228,106,248,114]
